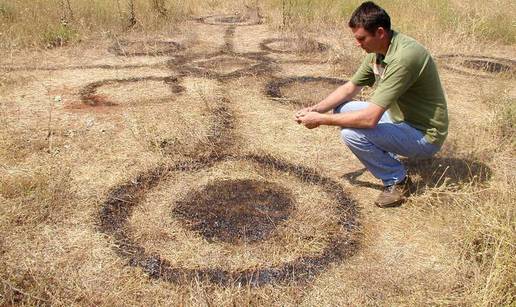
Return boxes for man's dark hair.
[348,1,391,34]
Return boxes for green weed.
[42,24,79,48]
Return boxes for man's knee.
[340,128,366,145]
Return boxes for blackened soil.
[462,59,511,73]
[266,76,347,107]
[173,179,293,244]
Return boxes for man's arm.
[296,103,385,129]
[295,81,363,117]
[312,81,363,113]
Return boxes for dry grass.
[1,0,515,306]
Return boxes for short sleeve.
[351,54,375,87]
[370,59,416,109]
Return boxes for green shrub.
[42,24,79,48]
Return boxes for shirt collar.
[379,31,398,65]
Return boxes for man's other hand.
[294,106,315,119]
[295,111,324,129]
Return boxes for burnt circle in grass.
[260,38,329,54]
[173,179,293,244]
[99,154,359,287]
[79,76,184,107]
[266,76,347,107]
[108,40,184,56]
[198,14,262,26]
[436,54,515,77]
[170,52,273,80]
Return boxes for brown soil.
[173,179,294,244]
[266,76,347,107]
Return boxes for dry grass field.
[0,0,514,306]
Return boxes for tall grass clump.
[461,189,515,306]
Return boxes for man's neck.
[378,30,393,56]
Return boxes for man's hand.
[294,106,316,119]
[295,111,325,129]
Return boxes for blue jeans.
[335,101,441,186]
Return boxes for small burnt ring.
[79,76,185,107]
[109,40,184,57]
[265,76,347,106]
[260,38,329,54]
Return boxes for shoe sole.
[374,198,405,208]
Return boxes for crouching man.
[295,1,448,208]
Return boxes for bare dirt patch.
[266,76,347,107]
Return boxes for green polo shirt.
[350,31,448,146]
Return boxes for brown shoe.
[374,177,412,208]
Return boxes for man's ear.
[376,27,386,38]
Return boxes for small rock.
[85,117,95,128]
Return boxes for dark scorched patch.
[173,179,293,244]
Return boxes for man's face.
[351,26,381,53]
